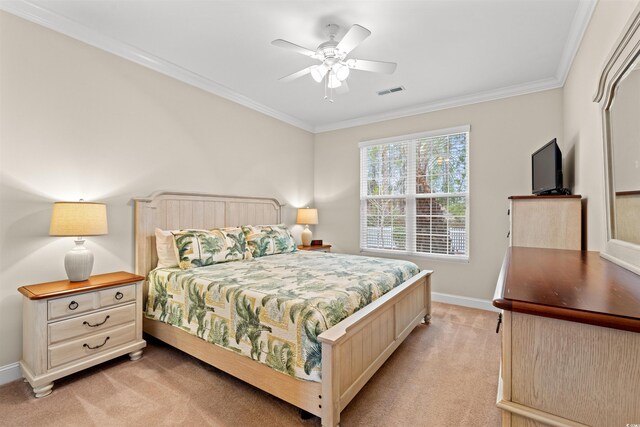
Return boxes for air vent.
[377,86,405,96]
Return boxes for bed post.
[134,198,154,307]
[424,275,432,324]
[321,342,340,427]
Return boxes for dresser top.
[494,247,640,332]
[18,271,144,300]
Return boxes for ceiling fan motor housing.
[317,41,342,61]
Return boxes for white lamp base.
[64,238,94,282]
[301,225,313,247]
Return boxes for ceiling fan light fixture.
[327,72,342,89]
[333,63,350,81]
[311,64,328,83]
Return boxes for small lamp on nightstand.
[296,207,318,247]
[49,201,108,282]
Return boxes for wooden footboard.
[143,270,431,427]
[319,271,431,426]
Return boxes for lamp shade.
[49,202,108,236]
[296,208,318,225]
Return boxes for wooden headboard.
[133,191,283,279]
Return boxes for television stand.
[537,187,571,196]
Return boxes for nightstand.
[297,244,332,253]
[18,271,146,398]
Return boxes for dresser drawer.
[48,304,136,344]
[48,292,96,320]
[98,284,136,308]
[48,322,135,368]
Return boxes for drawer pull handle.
[115,292,124,300]
[68,301,79,310]
[83,336,110,350]
[496,313,503,333]
[83,315,110,328]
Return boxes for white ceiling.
[2,0,595,133]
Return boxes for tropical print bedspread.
[145,251,420,382]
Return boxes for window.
[359,126,469,260]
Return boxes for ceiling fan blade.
[271,39,317,57]
[348,59,397,74]
[336,24,371,55]
[335,80,350,94]
[279,67,312,82]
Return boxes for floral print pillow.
[173,227,249,269]
[241,224,297,258]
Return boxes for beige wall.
[0,12,314,367]
[563,0,640,250]
[314,89,564,301]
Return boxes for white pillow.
[155,228,179,268]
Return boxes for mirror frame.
[594,5,640,275]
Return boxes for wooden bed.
[134,191,432,427]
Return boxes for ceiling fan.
[272,23,397,101]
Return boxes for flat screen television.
[532,138,563,195]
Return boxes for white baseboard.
[432,292,498,312]
[0,362,22,386]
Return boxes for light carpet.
[0,302,501,426]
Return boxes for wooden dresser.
[493,247,640,427]
[509,195,582,250]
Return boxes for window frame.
[359,125,470,262]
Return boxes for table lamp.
[49,201,108,282]
[296,207,318,247]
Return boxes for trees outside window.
[360,126,469,260]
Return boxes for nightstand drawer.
[98,284,136,307]
[48,292,96,320]
[48,322,135,368]
[49,304,136,344]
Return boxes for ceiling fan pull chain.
[324,74,328,100]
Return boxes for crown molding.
[0,1,315,133]
[2,0,594,135]
[555,0,597,85]
[313,76,563,133]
